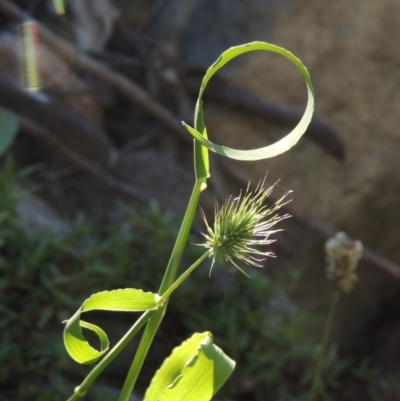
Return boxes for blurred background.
[1,0,400,400]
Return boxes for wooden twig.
[296,214,400,283]
[89,50,146,68]
[16,113,149,203]
[0,75,115,165]
[0,0,26,19]
[220,160,400,284]
[138,0,169,31]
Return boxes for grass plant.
[59,42,314,401]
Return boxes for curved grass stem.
[158,250,210,305]
[306,290,340,401]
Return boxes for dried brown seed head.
[325,232,363,293]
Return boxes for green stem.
[118,250,209,401]
[306,290,340,401]
[159,179,205,294]
[118,179,204,401]
[158,251,210,305]
[66,310,154,401]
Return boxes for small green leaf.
[0,109,19,156]
[81,288,160,312]
[63,289,160,364]
[144,332,235,401]
[185,41,314,161]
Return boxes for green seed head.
[201,178,291,276]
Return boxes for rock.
[114,149,204,214]
[69,0,120,52]
[16,193,73,237]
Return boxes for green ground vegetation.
[0,159,396,401]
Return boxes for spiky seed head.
[325,232,363,293]
[200,177,291,276]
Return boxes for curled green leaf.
[185,41,314,161]
[144,332,235,401]
[63,289,160,364]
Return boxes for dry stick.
[0,0,24,19]
[0,75,114,165]
[18,115,149,203]
[221,160,400,284]
[138,0,169,31]
[89,50,146,68]
[0,0,190,144]
[299,215,400,283]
